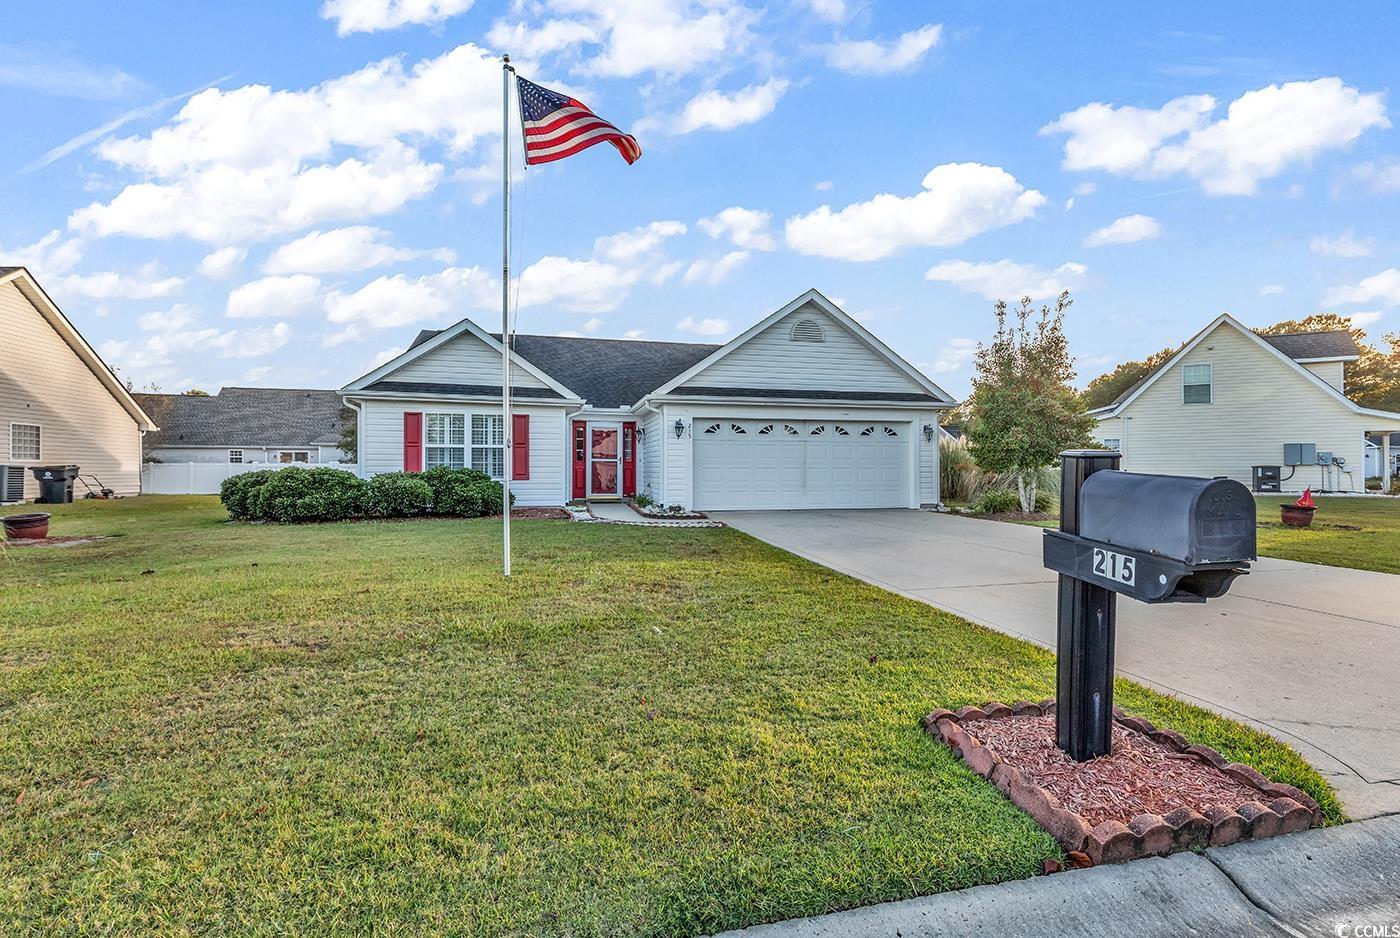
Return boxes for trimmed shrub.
[248,466,366,522]
[466,478,513,516]
[220,469,277,520]
[972,488,1021,515]
[420,465,492,516]
[366,472,434,517]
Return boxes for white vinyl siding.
[639,409,663,500]
[391,332,550,389]
[1302,359,1345,392]
[683,306,924,394]
[357,398,567,505]
[0,281,144,499]
[1093,322,1399,492]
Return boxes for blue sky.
[3,1,1398,399]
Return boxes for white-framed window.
[1102,438,1121,452]
[425,413,466,469]
[228,449,244,464]
[470,414,505,478]
[1182,363,1212,404]
[9,423,40,461]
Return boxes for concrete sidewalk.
[714,509,1400,818]
[714,814,1400,938]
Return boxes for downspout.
[344,398,364,476]
[641,398,664,503]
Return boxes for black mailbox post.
[1043,452,1255,760]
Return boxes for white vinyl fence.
[141,462,362,495]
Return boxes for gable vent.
[789,318,825,343]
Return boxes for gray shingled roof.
[0,266,19,276]
[1260,330,1360,360]
[134,388,349,448]
[1095,327,1360,412]
[408,329,721,408]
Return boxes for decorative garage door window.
[758,424,775,434]
[809,425,826,435]
[784,424,799,435]
[884,427,899,437]
[833,426,849,435]
[425,414,466,469]
[703,423,721,434]
[860,426,875,436]
[471,414,506,478]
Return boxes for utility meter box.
[1284,443,1316,466]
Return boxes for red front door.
[590,427,619,495]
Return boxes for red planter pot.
[1279,504,1316,528]
[3,512,51,540]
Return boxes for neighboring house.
[0,266,156,502]
[133,388,351,465]
[1088,314,1400,493]
[1365,432,1400,480]
[341,289,956,509]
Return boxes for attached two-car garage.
[691,418,909,511]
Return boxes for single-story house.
[134,388,351,465]
[1365,432,1399,481]
[1,266,155,502]
[1088,313,1400,493]
[341,289,956,509]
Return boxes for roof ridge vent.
[790,318,825,343]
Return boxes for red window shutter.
[511,413,530,480]
[403,412,423,472]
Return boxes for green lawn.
[1255,495,1400,574]
[0,497,1339,935]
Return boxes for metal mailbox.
[1043,471,1255,604]
[1043,452,1256,761]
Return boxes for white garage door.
[692,419,908,511]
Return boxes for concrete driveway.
[714,509,1400,819]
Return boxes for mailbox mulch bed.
[925,701,1323,866]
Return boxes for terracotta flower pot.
[3,512,51,540]
[1279,504,1316,528]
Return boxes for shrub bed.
[220,466,512,523]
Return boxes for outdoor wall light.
[674,418,686,439]
[923,424,935,442]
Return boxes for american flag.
[517,76,641,166]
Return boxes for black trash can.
[31,465,80,504]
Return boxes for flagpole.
[501,54,514,577]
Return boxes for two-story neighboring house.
[1088,314,1400,493]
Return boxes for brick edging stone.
[923,701,1323,865]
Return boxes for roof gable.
[0,267,155,430]
[645,289,954,406]
[1091,314,1400,421]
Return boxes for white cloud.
[785,162,1045,261]
[1323,268,1400,309]
[197,246,247,279]
[928,337,976,373]
[1309,230,1373,258]
[224,322,293,357]
[664,79,789,135]
[1347,311,1384,328]
[682,250,750,286]
[806,0,846,22]
[321,0,474,35]
[0,230,83,278]
[137,304,196,332]
[676,316,729,336]
[1073,182,1098,196]
[100,319,291,383]
[1042,78,1389,196]
[1083,214,1161,247]
[324,266,496,331]
[485,19,599,58]
[698,206,774,250]
[824,24,942,75]
[227,274,324,319]
[593,220,686,263]
[264,226,453,274]
[1258,284,1285,296]
[572,0,755,79]
[581,316,604,333]
[0,44,144,100]
[57,268,185,300]
[925,259,1088,301]
[70,44,502,242]
[517,256,638,313]
[1347,159,1400,194]
[369,345,405,368]
[814,180,833,191]
[622,329,646,339]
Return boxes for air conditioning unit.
[0,465,25,504]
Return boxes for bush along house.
[340,290,956,510]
